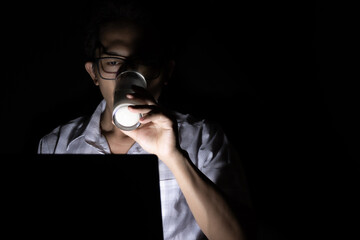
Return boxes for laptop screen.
[3,154,163,239]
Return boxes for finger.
[128,104,157,114]
[126,92,156,105]
[139,111,171,126]
[119,126,140,140]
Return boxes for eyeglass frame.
[94,56,162,81]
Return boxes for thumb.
[120,127,140,141]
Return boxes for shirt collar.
[67,99,110,153]
[83,99,106,145]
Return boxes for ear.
[85,62,99,86]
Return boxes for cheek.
[98,80,116,104]
[147,77,163,99]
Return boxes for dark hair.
[83,0,177,63]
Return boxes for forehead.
[99,21,142,55]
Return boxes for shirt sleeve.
[197,121,256,238]
[37,126,61,154]
[38,137,51,154]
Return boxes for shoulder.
[38,116,89,153]
[174,111,223,135]
[173,111,230,158]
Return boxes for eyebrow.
[97,42,128,58]
[101,49,127,58]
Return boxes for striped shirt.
[38,99,250,239]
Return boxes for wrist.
[158,147,188,170]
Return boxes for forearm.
[164,150,246,240]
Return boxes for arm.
[164,149,245,240]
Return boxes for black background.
[1,1,358,239]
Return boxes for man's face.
[87,21,167,109]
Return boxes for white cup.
[112,71,147,131]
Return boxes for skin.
[85,21,245,240]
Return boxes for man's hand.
[120,86,179,163]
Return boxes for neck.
[100,104,129,139]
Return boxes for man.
[38,1,253,239]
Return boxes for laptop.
[2,154,163,239]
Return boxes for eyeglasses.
[95,56,162,81]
